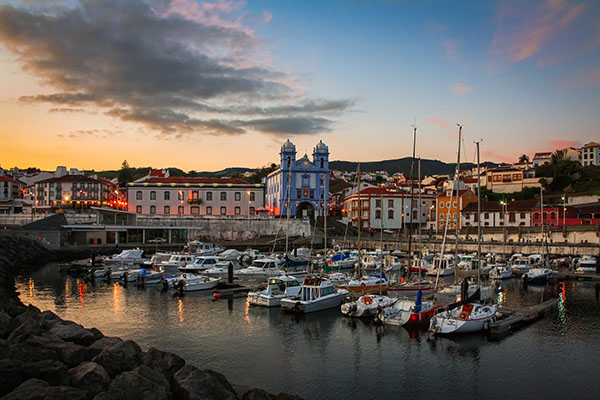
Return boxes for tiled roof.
[142,177,249,184]
[37,175,99,184]
[582,142,600,148]
[533,152,552,157]
[0,176,22,185]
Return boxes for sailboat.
[522,188,553,284]
[430,135,497,334]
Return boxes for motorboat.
[219,249,243,261]
[528,254,544,267]
[489,265,513,280]
[323,251,356,273]
[103,249,147,266]
[167,273,220,292]
[341,294,396,318]
[234,258,281,283]
[387,279,436,299]
[247,276,302,307]
[336,271,389,294]
[137,268,166,285]
[575,255,597,273]
[187,241,223,256]
[510,257,532,275]
[281,276,348,313]
[522,268,552,283]
[159,254,198,273]
[430,302,497,334]
[380,291,436,326]
[178,256,220,273]
[202,260,240,280]
[425,255,455,277]
[326,272,352,287]
[141,252,174,268]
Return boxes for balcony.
[187,198,202,204]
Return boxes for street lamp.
[500,200,506,255]
[562,195,566,226]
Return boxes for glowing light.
[178,299,185,325]
[113,283,121,315]
[28,278,34,298]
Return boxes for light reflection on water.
[15,263,600,400]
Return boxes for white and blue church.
[265,140,330,218]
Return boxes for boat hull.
[281,293,345,313]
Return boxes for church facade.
[265,140,330,218]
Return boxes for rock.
[91,340,142,378]
[134,364,170,390]
[49,321,96,345]
[0,359,24,396]
[242,388,273,400]
[174,365,238,400]
[86,337,123,360]
[56,342,87,368]
[69,361,111,397]
[143,347,185,384]
[21,359,69,386]
[0,311,13,338]
[7,342,59,362]
[93,366,170,400]
[272,393,303,400]
[2,378,88,400]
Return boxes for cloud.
[452,83,472,95]
[489,0,586,67]
[441,39,459,60]
[546,139,582,149]
[263,10,272,24]
[426,116,450,130]
[481,150,514,164]
[0,0,352,137]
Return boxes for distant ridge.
[330,158,502,176]
[195,167,254,177]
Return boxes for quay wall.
[0,237,301,400]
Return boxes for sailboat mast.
[454,124,462,264]
[285,159,292,255]
[475,139,482,284]
[417,158,422,286]
[357,163,362,277]
[380,191,384,296]
[408,124,417,264]
[540,186,546,265]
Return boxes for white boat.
[387,279,436,299]
[425,255,455,276]
[104,249,147,266]
[281,276,348,313]
[434,282,495,304]
[219,249,242,261]
[247,276,302,307]
[202,261,240,280]
[341,294,396,318]
[326,272,352,287]
[159,254,198,273]
[489,265,513,280]
[137,268,166,284]
[575,255,597,273]
[169,273,220,292]
[235,258,281,283]
[430,302,497,334]
[109,266,130,280]
[510,257,532,275]
[187,241,223,256]
[178,256,220,273]
[381,296,436,326]
[336,271,389,294]
[522,268,552,283]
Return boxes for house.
[264,140,329,219]
[462,199,537,228]
[435,189,477,231]
[532,152,552,168]
[486,166,541,193]
[33,175,118,214]
[134,168,170,183]
[127,177,264,216]
[0,176,26,214]
[580,142,600,167]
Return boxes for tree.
[551,149,566,164]
[518,154,529,163]
[117,160,133,188]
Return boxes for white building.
[580,142,600,167]
[34,175,118,213]
[461,199,537,228]
[127,177,264,216]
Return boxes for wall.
[0,230,63,250]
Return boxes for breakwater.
[0,237,301,400]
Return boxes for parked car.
[147,237,167,244]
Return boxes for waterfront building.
[580,142,600,167]
[531,204,599,227]
[532,152,552,168]
[127,177,264,216]
[435,188,477,231]
[0,176,26,214]
[462,199,537,228]
[264,140,329,219]
[33,175,118,214]
[343,187,435,231]
[485,166,541,193]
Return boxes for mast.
[380,191,384,295]
[408,124,417,265]
[540,186,546,265]
[475,139,482,284]
[356,163,362,277]
[285,158,293,255]
[454,124,462,264]
[324,193,327,252]
[417,158,422,287]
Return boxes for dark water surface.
[15,264,600,400]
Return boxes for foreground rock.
[0,237,303,399]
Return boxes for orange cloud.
[546,139,582,149]
[452,83,472,96]
[481,150,514,164]
[426,116,449,130]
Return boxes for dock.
[552,272,600,282]
[214,282,261,297]
[490,298,559,340]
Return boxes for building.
[532,152,552,168]
[343,187,435,231]
[435,188,477,231]
[264,140,329,219]
[562,147,581,163]
[462,199,537,228]
[134,168,170,183]
[485,166,541,193]
[33,175,118,213]
[127,177,264,216]
[0,176,26,214]
[580,142,600,167]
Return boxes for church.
[264,140,330,219]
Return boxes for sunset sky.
[1,0,599,172]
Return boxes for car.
[147,237,167,244]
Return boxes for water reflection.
[113,283,121,315]
[28,277,34,298]
[177,299,185,325]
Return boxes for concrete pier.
[490,298,559,340]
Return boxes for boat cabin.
[299,277,337,301]
[251,259,279,270]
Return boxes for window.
[220,192,227,201]
[320,159,324,168]
[534,212,539,219]
[375,209,381,219]
[136,205,142,213]
[440,202,445,208]
[302,175,310,185]
[509,212,515,222]
[235,206,241,215]
[164,206,170,214]
[136,191,142,200]
[220,206,227,215]
[178,191,184,201]
[520,212,525,219]
[550,212,556,219]
[249,192,255,201]
[191,206,199,214]
[235,192,241,201]
[493,175,501,182]
[388,199,393,208]
[206,191,212,201]
[388,210,394,219]
[206,206,212,215]
[249,206,255,214]
[513,174,522,181]
[446,201,450,208]
[310,190,314,199]
[164,191,170,200]
[178,206,184,215]
[297,189,302,198]
[376,199,382,208]
[453,201,457,208]
[150,205,156,214]
[484,212,489,219]
[150,191,156,200]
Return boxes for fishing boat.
[336,270,389,294]
[247,276,302,307]
[341,294,396,318]
[281,276,348,313]
[522,268,552,283]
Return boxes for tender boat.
[341,294,396,318]
[235,258,281,282]
[178,256,220,273]
[522,268,552,283]
[336,271,389,294]
[247,276,302,307]
[281,276,348,313]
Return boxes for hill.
[330,158,501,176]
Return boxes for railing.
[187,198,202,204]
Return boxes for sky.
[0,0,599,172]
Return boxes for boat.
[380,290,436,326]
[434,281,495,304]
[575,255,597,273]
[336,270,389,294]
[387,278,436,299]
[234,258,281,283]
[430,301,497,334]
[141,252,174,268]
[489,265,513,280]
[178,256,221,273]
[168,273,220,292]
[202,260,240,280]
[341,294,396,318]
[281,276,348,313]
[137,268,167,284]
[522,268,552,283]
[247,276,302,307]
[159,254,198,273]
[324,251,356,273]
[510,256,532,275]
[103,249,147,266]
[425,254,455,276]
[187,241,223,256]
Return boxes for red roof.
[143,177,249,184]
[0,176,22,185]
[534,152,552,157]
[461,178,478,184]
[358,187,391,195]
[149,168,169,177]
[96,177,116,186]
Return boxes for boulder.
[7,317,46,344]
[7,342,59,362]
[20,359,69,386]
[56,342,87,368]
[86,337,123,360]
[240,389,303,400]
[93,365,170,400]
[143,347,185,384]
[2,378,88,400]
[174,365,238,400]
[49,321,96,345]
[134,364,170,390]
[91,340,142,378]
[69,361,111,397]
[0,311,13,338]
[0,359,24,396]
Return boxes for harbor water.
[16,264,600,400]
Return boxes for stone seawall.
[0,237,301,400]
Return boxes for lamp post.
[562,195,566,227]
[500,200,507,255]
